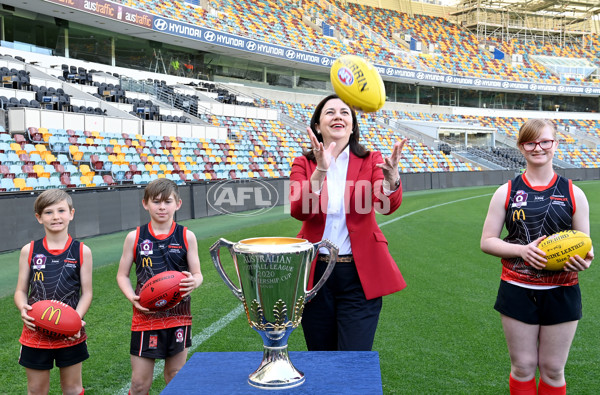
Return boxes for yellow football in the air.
[538,230,592,271]
[330,55,385,113]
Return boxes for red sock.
[538,378,566,395]
[509,374,537,395]
[79,390,84,395]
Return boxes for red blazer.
[289,151,407,300]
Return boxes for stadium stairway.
[457,149,507,171]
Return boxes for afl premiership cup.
[210,237,338,389]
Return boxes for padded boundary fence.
[1,168,598,252]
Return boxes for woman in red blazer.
[289,94,407,351]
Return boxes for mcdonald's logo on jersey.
[142,257,153,267]
[41,306,62,325]
[34,271,44,282]
[512,209,526,222]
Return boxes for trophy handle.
[210,238,244,301]
[305,239,338,302]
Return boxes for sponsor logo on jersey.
[140,239,153,256]
[33,254,46,269]
[550,195,568,206]
[142,257,153,267]
[511,190,528,208]
[169,243,182,254]
[34,271,44,282]
[512,209,526,222]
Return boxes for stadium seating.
[117,0,412,69]
[1,1,600,194]
[326,1,600,85]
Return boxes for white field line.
[116,193,491,393]
[378,193,492,228]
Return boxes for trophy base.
[248,345,305,390]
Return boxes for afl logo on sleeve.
[33,254,47,270]
[511,190,528,208]
[140,239,154,256]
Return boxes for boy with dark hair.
[117,178,203,395]
[15,188,93,395]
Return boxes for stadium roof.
[510,0,600,15]
[454,0,600,19]
[452,0,600,42]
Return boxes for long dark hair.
[304,94,369,161]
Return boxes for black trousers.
[302,257,382,351]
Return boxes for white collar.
[334,144,350,162]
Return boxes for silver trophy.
[210,237,338,389]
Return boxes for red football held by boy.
[139,271,187,311]
[29,300,82,338]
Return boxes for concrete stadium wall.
[1,168,598,253]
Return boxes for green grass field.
[0,182,598,394]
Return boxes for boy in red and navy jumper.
[117,179,203,395]
[15,189,93,395]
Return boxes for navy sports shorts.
[494,280,582,325]
[19,341,89,370]
[130,325,191,359]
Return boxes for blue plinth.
[161,351,383,394]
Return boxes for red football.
[29,300,82,337]
[139,271,187,311]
